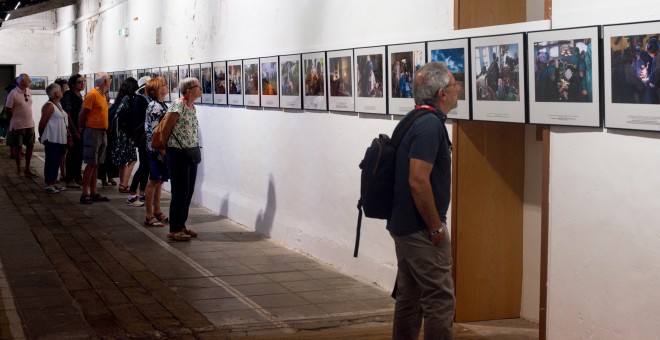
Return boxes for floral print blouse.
[145,100,168,152]
[166,99,199,149]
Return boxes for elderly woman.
[144,77,169,226]
[38,83,68,193]
[160,77,202,241]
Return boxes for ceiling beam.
[6,0,77,20]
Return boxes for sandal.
[108,179,117,186]
[167,232,191,242]
[154,212,169,223]
[144,216,164,227]
[183,228,197,238]
[79,195,93,204]
[90,193,110,202]
[118,185,131,193]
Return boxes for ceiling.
[0,0,76,22]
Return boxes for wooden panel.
[456,0,526,29]
[454,120,525,322]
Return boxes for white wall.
[548,1,660,338]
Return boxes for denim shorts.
[148,150,169,182]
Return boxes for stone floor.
[0,146,538,339]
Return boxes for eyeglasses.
[24,93,29,102]
[190,85,199,89]
[76,80,85,84]
[444,82,457,90]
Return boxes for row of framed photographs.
[66,20,660,132]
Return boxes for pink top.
[6,87,34,130]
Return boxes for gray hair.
[16,73,29,85]
[46,83,61,100]
[95,72,108,86]
[412,62,451,106]
[179,77,198,96]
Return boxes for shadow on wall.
[220,192,230,217]
[255,173,277,237]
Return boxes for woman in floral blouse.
[160,77,202,241]
[143,77,169,227]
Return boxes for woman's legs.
[44,141,63,185]
[145,179,157,217]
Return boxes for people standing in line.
[78,72,112,204]
[126,76,152,207]
[5,74,38,177]
[160,77,202,242]
[61,74,85,188]
[388,62,457,340]
[38,83,68,193]
[109,77,139,196]
[143,77,169,226]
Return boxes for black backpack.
[354,107,434,257]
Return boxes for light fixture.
[14,2,21,10]
[4,13,10,20]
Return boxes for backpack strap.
[390,108,436,148]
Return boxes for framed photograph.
[108,72,116,99]
[279,54,302,109]
[137,69,146,80]
[168,66,180,101]
[130,70,138,79]
[471,33,526,123]
[178,65,190,85]
[227,60,243,105]
[212,61,228,105]
[302,51,327,110]
[85,74,93,95]
[604,21,660,131]
[354,46,387,114]
[388,42,425,115]
[528,27,601,127]
[327,49,355,112]
[198,63,212,104]
[428,39,471,120]
[243,58,260,107]
[28,76,47,94]
[189,64,201,103]
[260,56,279,108]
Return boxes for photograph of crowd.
[390,50,423,98]
[261,62,278,96]
[329,56,352,97]
[610,34,660,104]
[431,48,466,100]
[474,43,520,101]
[534,38,592,102]
[214,64,226,94]
[167,67,179,95]
[244,63,259,95]
[356,54,383,98]
[228,65,242,95]
[280,60,300,96]
[178,66,189,84]
[304,57,325,96]
[197,65,210,94]
[190,66,201,86]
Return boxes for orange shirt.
[82,88,108,129]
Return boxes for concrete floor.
[0,146,538,339]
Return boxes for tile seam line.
[105,204,295,333]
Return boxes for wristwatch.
[430,223,446,237]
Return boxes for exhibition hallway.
[0,146,538,339]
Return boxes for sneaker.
[66,180,81,189]
[45,186,60,194]
[24,168,39,177]
[127,195,145,207]
[53,184,66,192]
[138,194,145,203]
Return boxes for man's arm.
[78,108,90,132]
[409,158,445,245]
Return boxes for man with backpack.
[388,62,457,340]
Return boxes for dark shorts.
[7,127,35,147]
[82,128,107,165]
[148,150,169,182]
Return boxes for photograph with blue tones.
[474,43,520,101]
[431,48,466,100]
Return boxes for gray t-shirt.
[387,110,451,236]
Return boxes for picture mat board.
[388,42,426,115]
[260,56,280,108]
[279,54,302,109]
[604,21,660,131]
[213,61,228,105]
[200,63,213,104]
[326,49,355,112]
[471,33,526,123]
[243,58,260,107]
[428,39,470,120]
[354,46,387,114]
[527,26,601,127]
[227,60,243,106]
[302,51,328,110]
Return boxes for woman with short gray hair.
[38,83,68,193]
[158,77,202,241]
